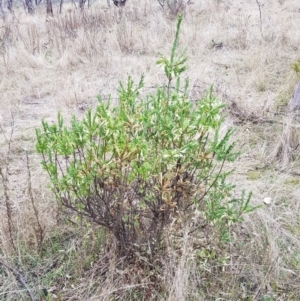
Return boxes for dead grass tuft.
[269,113,300,167]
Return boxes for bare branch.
[0,259,35,301]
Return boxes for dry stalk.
[0,116,16,252]
[59,0,64,13]
[167,0,186,15]
[25,150,45,257]
[255,0,263,37]
[0,167,16,252]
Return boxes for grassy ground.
[0,0,300,300]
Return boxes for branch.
[0,259,35,301]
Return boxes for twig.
[0,259,35,301]
[167,0,185,15]
[255,0,263,37]
[157,0,164,9]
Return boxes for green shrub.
[36,15,255,262]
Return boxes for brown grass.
[1,0,300,300]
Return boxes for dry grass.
[0,0,300,300]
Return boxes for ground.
[0,0,300,300]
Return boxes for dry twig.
[25,149,45,257]
[0,259,35,301]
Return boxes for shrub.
[36,15,255,262]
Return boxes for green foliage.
[36,15,255,261]
[292,59,300,76]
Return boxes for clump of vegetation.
[292,59,300,77]
[1,1,299,299]
[36,14,254,279]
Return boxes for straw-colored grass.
[1,0,300,300]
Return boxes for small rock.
[263,197,272,205]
